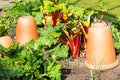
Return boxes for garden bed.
[60,54,120,80]
[0,0,120,80]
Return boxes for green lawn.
[71,0,120,17]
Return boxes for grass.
[71,0,120,17]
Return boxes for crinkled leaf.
[38,26,59,47]
[48,44,69,61]
[34,12,44,25]
[44,60,61,80]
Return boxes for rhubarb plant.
[0,37,63,80]
[40,0,92,58]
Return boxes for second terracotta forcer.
[85,22,119,70]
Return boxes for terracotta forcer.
[85,22,119,70]
[16,16,39,46]
[0,35,13,48]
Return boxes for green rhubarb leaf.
[38,26,58,46]
[0,43,19,58]
[0,57,24,79]
[43,0,57,13]
[48,44,69,61]
[34,12,44,25]
[44,60,61,80]
[110,25,120,50]
[71,5,86,18]
[50,32,61,38]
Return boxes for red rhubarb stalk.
[59,37,68,45]
[99,11,105,23]
[51,11,60,26]
[59,13,68,23]
[61,28,81,58]
[62,29,76,57]
[72,32,80,58]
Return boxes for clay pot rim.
[84,59,119,70]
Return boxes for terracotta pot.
[0,35,13,48]
[85,22,119,70]
[16,16,39,46]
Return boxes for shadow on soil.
[61,68,71,80]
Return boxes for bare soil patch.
[61,53,120,80]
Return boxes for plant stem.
[99,11,105,23]
[80,22,87,39]
[59,37,68,45]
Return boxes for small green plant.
[90,70,100,80]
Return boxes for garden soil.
[0,1,120,80]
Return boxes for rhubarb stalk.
[59,28,81,58]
